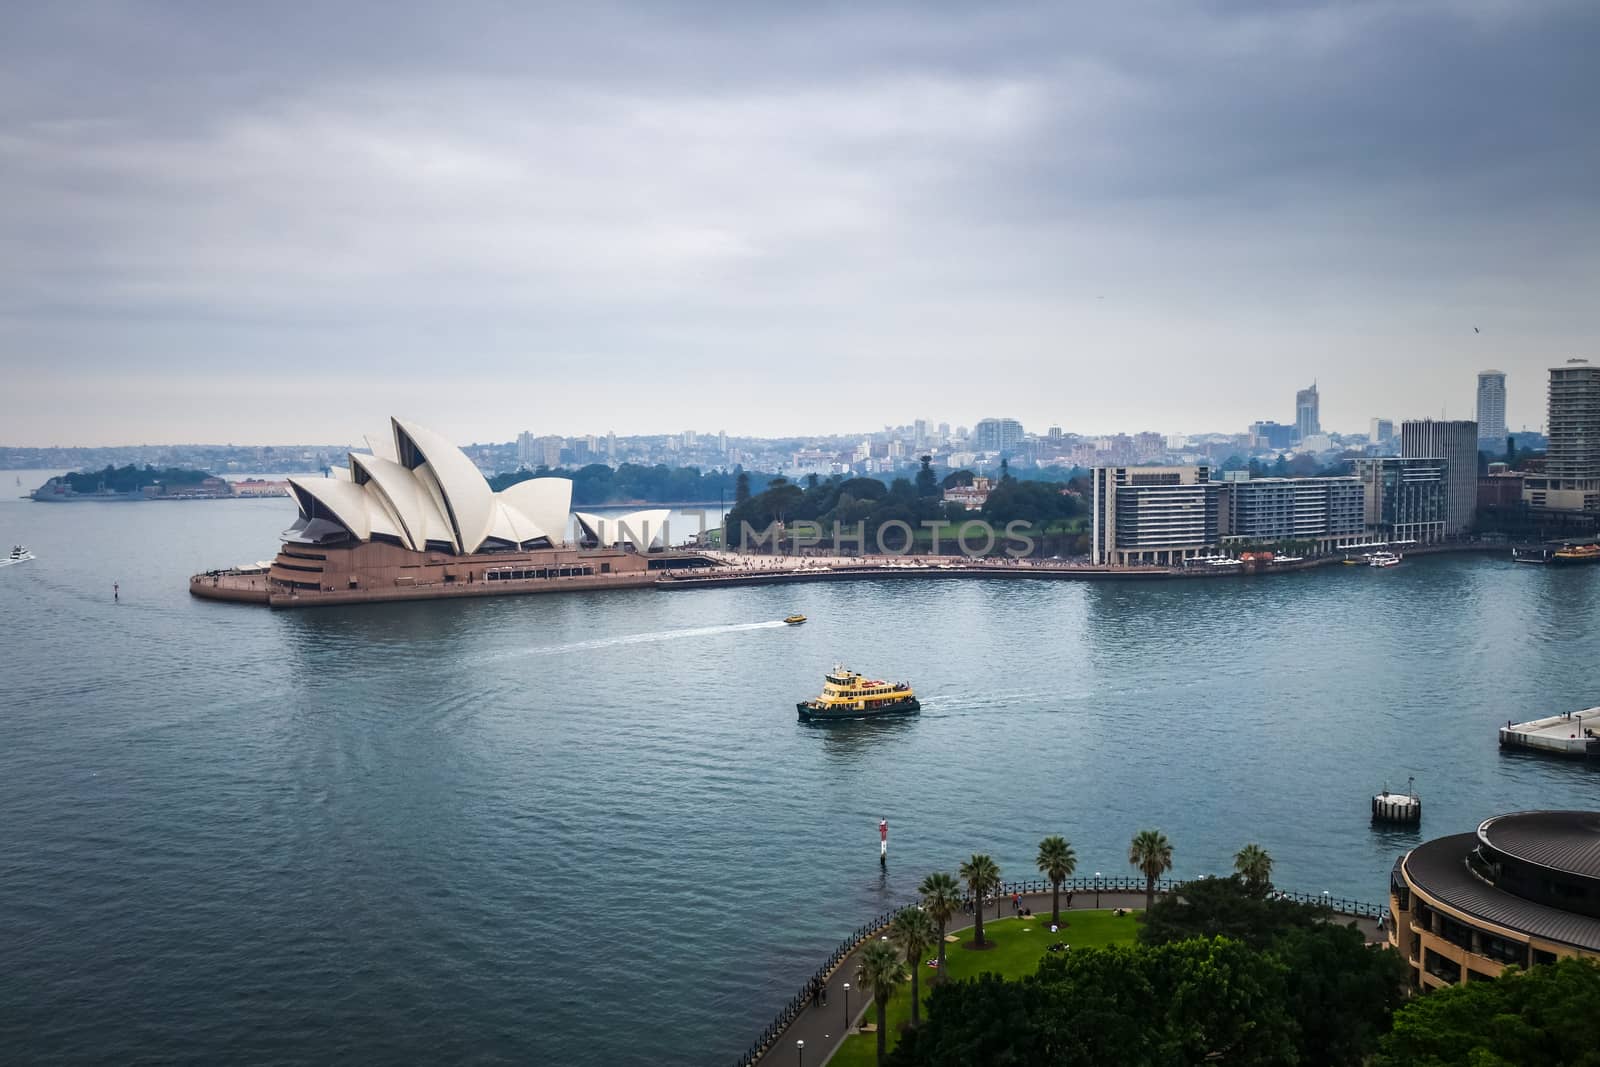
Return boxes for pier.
[1499,707,1600,759]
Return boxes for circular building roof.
[1478,810,1600,881]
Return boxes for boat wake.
[493,620,788,659]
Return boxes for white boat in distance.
[1368,551,1402,568]
[1,544,35,567]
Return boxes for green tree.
[890,906,939,1027]
[889,937,1299,1067]
[940,469,975,490]
[856,938,908,1064]
[999,456,1013,482]
[916,455,939,497]
[1275,923,1407,1067]
[1234,843,1273,896]
[958,853,1002,948]
[1139,874,1326,950]
[918,871,961,978]
[1377,957,1600,1067]
[734,469,751,506]
[1036,835,1077,925]
[1128,829,1174,913]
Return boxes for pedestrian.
[1066,889,1074,910]
[819,981,827,1006]
[113,582,119,602]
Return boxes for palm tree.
[890,906,938,1027]
[1036,835,1077,925]
[958,853,1002,947]
[1128,829,1174,912]
[856,939,907,1064]
[1234,842,1273,895]
[918,871,961,978]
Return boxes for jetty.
[1498,707,1600,759]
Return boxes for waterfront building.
[1388,810,1600,990]
[1523,359,1600,513]
[972,417,1024,455]
[1476,371,1507,447]
[1295,384,1320,442]
[1369,418,1394,446]
[1354,457,1447,544]
[193,418,692,609]
[1090,465,1217,566]
[1218,475,1365,552]
[1401,419,1478,535]
[1478,471,1526,510]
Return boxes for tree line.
[57,465,213,494]
[724,457,1088,553]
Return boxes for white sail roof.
[284,418,577,554]
[575,508,671,549]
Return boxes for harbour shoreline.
[189,541,1513,610]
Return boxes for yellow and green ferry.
[797,666,920,722]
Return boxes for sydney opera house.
[191,418,709,608]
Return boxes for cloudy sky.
[2,1,1595,445]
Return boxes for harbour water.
[3,487,1598,1065]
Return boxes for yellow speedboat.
[783,614,807,625]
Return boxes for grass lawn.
[827,909,1140,1066]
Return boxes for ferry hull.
[796,698,921,722]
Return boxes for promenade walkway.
[747,886,1385,1067]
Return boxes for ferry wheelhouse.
[797,666,920,722]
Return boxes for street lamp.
[842,982,850,1032]
[1095,871,1102,908]
[796,1039,804,1066]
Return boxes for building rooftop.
[1404,830,1600,952]
[1479,810,1600,881]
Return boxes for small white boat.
[1368,551,1402,568]
[1,544,35,567]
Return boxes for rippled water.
[3,484,1598,1065]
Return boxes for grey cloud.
[0,1,1596,444]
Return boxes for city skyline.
[3,2,1596,445]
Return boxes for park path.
[756,888,1383,1067]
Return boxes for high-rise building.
[972,417,1024,454]
[1295,384,1321,442]
[1535,359,1600,513]
[538,435,564,468]
[516,431,537,468]
[606,430,616,460]
[1090,466,1217,566]
[1369,419,1394,445]
[913,419,927,449]
[1250,420,1296,450]
[1355,457,1448,544]
[717,430,727,455]
[1476,371,1507,447]
[1401,419,1478,535]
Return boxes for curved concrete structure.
[284,418,565,554]
[575,508,671,549]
